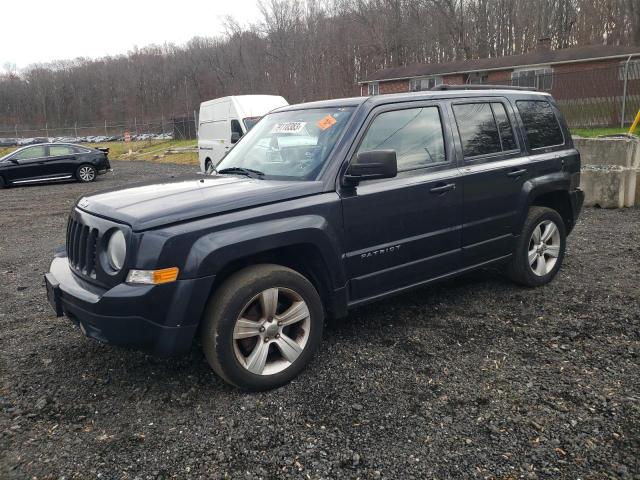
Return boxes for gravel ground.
[1,160,639,479]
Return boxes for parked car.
[0,138,18,147]
[198,95,289,173]
[0,143,111,187]
[45,86,583,391]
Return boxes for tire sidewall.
[203,266,324,391]
[519,209,566,286]
[76,164,96,182]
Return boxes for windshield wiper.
[217,167,265,179]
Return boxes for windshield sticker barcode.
[271,122,307,134]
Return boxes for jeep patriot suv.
[46,86,584,390]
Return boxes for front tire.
[0,176,5,188]
[201,264,324,391]
[507,206,566,287]
[76,164,97,183]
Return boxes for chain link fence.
[0,112,198,145]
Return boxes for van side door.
[450,98,528,267]
[340,101,463,303]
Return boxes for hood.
[76,174,324,231]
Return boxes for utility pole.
[104,119,108,137]
[74,121,78,138]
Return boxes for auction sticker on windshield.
[317,115,337,130]
[271,122,307,134]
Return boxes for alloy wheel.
[79,166,95,182]
[232,287,311,375]
[528,219,561,276]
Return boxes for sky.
[0,0,264,71]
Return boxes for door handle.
[429,183,456,194]
[506,168,527,178]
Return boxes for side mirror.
[344,150,397,185]
[9,158,19,164]
[230,131,241,144]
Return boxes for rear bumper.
[568,188,585,233]
[46,251,215,357]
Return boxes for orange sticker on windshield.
[317,115,337,130]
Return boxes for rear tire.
[205,159,213,174]
[76,164,96,183]
[201,264,324,391]
[506,206,566,287]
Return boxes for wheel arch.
[182,216,348,319]
[516,173,575,234]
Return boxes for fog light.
[126,267,179,285]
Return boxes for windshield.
[217,107,354,180]
[242,117,261,131]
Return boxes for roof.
[274,88,549,113]
[361,44,640,83]
[273,96,366,112]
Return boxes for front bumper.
[46,251,215,357]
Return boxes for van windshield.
[243,117,261,131]
[216,107,354,180]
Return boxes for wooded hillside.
[1,0,638,130]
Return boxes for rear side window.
[516,100,564,149]
[357,106,446,171]
[453,102,518,158]
[49,145,73,156]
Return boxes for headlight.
[106,230,126,271]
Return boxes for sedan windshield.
[216,107,354,180]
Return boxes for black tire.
[75,164,97,183]
[0,176,5,188]
[506,206,566,287]
[201,264,324,391]
[205,159,213,174]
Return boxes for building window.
[511,67,553,90]
[467,72,488,84]
[368,82,379,95]
[409,76,443,92]
[619,59,640,80]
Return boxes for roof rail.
[430,84,538,92]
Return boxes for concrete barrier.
[573,136,639,208]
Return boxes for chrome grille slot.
[66,217,99,278]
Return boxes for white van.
[198,95,288,172]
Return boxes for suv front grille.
[66,217,98,278]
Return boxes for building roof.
[360,44,640,83]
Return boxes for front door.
[4,145,49,182]
[449,99,529,266]
[341,102,463,303]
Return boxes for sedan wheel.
[77,165,96,182]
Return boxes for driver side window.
[12,146,47,161]
[357,106,446,172]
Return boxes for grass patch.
[0,140,198,165]
[571,127,633,137]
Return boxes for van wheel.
[76,164,97,183]
[201,264,324,391]
[507,206,566,287]
[205,159,213,174]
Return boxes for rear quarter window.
[516,100,564,150]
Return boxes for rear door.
[450,98,527,266]
[341,100,463,302]
[46,144,78,177]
